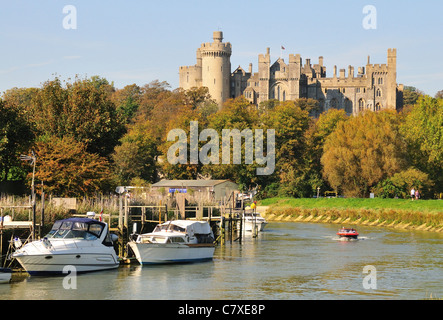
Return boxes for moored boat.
[337,227,359,240]
[128,220,215,265]
[13,217,120,275]
[239,212,268,232]
[0,268,12,284]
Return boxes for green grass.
[258,197,443,213]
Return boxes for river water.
[1,222,442,300]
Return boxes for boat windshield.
[45,220,104,240]
[153,223,186,233]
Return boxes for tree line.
[0,76,441,199]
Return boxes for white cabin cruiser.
[128,220,215,265]
[239,212,268,232]
[13,217,119,275]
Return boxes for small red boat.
[337,227,359,239]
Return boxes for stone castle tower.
[179,31,231,105]
[179,31,403,114]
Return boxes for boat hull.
[239,221,267,232]
[129,242,215,265]
[14,253,119,275]
[337,234,358,240]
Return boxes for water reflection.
[1,222,442,300]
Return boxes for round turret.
[213,31,223,43]
[200,31,232,106]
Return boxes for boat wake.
[330,236,369,241]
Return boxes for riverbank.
[257,198,443,233]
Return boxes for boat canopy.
[156,220,212,235]
[45,218,106,240]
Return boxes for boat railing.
[32,237,95,251]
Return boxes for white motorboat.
[0,268,12,284]
[239,212,268,232]
[13,217,119,275]
[128,220,215,265]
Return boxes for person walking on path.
[415,189,420,200]
[410,187,415,200]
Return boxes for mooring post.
[239,209,243,243]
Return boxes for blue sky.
[1,0,442,96]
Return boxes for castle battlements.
[179,31,402,112]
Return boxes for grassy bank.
[258,197,443,232]
[259,197,442,213]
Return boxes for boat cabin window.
[45,220,104,240]
[140,236,168,244]
[139,235,185,244]
[168,237,185,243]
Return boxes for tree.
[402,86,425,107]
[112,121,160,185]
[111,84,142,124]
[261,100,311,197]
[33,136,112,196]
[136,80,172,119]
[159,105,203,180]
[372,168,434,198]
[0,100,34,180]
[304,109,349,194]
[203,97,262,190]
[400,96,443,194]
[321,111,407,197]
[30,76,125,158]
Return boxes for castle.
[179,31,403,115]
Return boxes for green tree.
[112,121,160,185]
[159,105,203,180]
[304,108,349,195]
[372,167,433,199]
[321,111,407,197]
[30,77,125,158]
[262,100,311,197]
[400,96,443,194]
[203,97,262,190]
[111,84,142,124]
[0,100,34,180]
[402,86,425,107]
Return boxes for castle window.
[378,78,383,85]
[283,91,286,101]
[345,98,352,114]
[375,103,381,111]
[356,88,360,93]
[358,98,365,112]
[343,88,346,93]
[376,88,382,97]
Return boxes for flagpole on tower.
[280,45,285,60]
